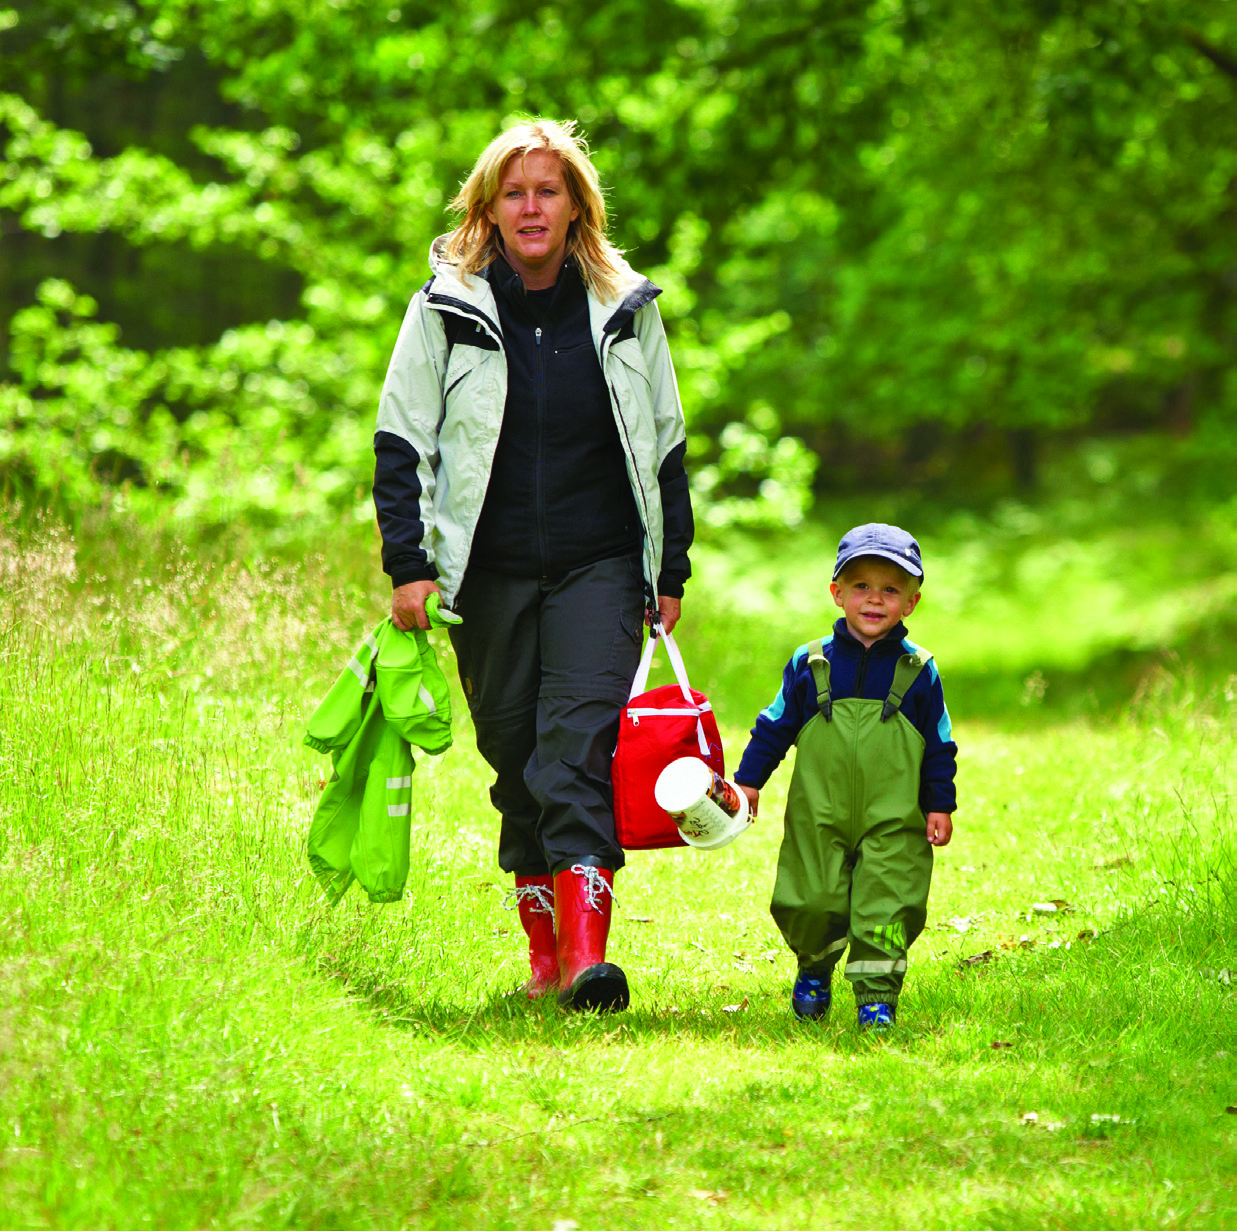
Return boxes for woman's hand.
[392,580,442,631]
[649,595,682,635]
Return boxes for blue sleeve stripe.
[759,691,788,725]
[759,639,832,725]
[901,636,949,737]
[937,700,953,743]
[759,643,810,724]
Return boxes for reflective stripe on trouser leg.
[844,814,933,1004]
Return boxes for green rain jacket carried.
[304,615,454,903]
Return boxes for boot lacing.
[570,864,617,913]
[504,883,555,914]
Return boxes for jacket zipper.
[535,325,548,575]
[854,643,873,697]
[627,705,711,721]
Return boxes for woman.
[372,119,693,1012]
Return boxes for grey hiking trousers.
[447,553,645,876]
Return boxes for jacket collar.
[427,234,660,341]
[832,617,910,656]
[485,251,583,316]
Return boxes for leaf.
[630,916,654,924]
[999,934,1036,951]
[721,998,749,1013]
[1022,1110,1066,1130]
[959,949,995,968]
[991,1040,1014,1049]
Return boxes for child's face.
[830,558,921,647]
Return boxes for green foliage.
[3,0,1237,526]
[1,277,374,524]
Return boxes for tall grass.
[0,515,1234,1229]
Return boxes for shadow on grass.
[306,828,1236,1059]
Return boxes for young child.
[734,523,957,1029]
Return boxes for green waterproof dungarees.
[771,641,935,1007]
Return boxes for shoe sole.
[792,1001,831,1019]
[558,963,630,1012]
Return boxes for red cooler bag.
[612,628,724,850]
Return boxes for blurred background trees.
[2,0,1236,531]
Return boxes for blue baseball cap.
[833,523,924,580]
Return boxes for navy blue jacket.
[735,618,958,814]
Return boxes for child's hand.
[737,783,759,820]
[926,811,953,847]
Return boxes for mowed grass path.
[1,523,1234,1230]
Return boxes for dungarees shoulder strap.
[881,647,934,722]
[807,639,833,722]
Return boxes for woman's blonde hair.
[444,119,627,301]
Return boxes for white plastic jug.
[654,756,752,851]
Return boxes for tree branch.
[1184,28,1237,80]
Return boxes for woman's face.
[485,149,580,282]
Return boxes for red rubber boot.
[553,865,629,1012]
[512,875,558,999]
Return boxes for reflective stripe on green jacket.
[304,616,453,903]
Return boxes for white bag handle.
[628,627,695,704]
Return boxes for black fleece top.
[468,256,643,579]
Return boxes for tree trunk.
[1007,427,1037,492]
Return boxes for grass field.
[1,506,1234,1229]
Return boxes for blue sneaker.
[791,974,831,1019]
[858,1002,896,1030]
